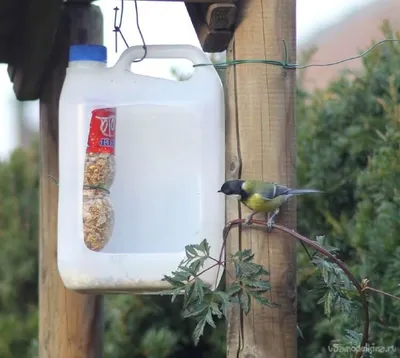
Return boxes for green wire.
[193,39,400,70]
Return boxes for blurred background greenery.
[1,24,400,358]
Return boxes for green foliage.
[312,250,357,320]
[0,140,39,357]
[103,243,226,357]
[159,240,275,345]
[296,22,400,356]
[104,294,225,357]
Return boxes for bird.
[218,179,322,230]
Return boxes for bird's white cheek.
[227,194,242,200]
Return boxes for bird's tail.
[288,189,322,195]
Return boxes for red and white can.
[84,107,117,189]
[87,108,116,154]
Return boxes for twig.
[188,263,219,284]
[210,257,224,265]
[272,222,369,358]
[362,286,400,301]
[299,240,314,261]
[212,221,232,288]
[223,218,369,358]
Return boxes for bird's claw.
[244,212,256,225]
[265,213,273,232]
[266,219,274,232]
[266,209,279,232]
[266,212,278,232]
[244,217,252,225]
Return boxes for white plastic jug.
[58,44,225,293]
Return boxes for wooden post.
[225,0,297,357]
[39,4,104,358]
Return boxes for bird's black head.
[218,180,244,195]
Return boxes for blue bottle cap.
[69,44,107,62]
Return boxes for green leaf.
[182,303,209,318]
[205,309,216,328]
[315,236,339,254]
[239,249,255,262]
[312,257,332,285]
[231,249,253,261]
[235,262,266,278]
[193,317,207,346]
[344,329,362,345]
[239,290,251,314]
[336,296,353,315]
[183,281,195,309]
[297,324,305,340]
[241,278,271,291]
[214,291,230,316]
[176,265,197,278]
[182,243,210,276]
[154,287,182,303]
[172,268,192,282]
[324,291,332,318]
[210,302,223,318]
[227,283,241,297]
[186,260,202,275]
[192,278,206,303]
[198,239,211,256]
[161,274,186,287]
[214,290,229,304]
[185,244,199,259]
[185,278,211,310]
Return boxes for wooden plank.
[39,4,104,358]
[186,3,236,52]
[7,0,63,101]
[224,0,297,357]
[0,0,19,64]
[64,0,96,2]
[0,39,9,63]
[130,0,236,2]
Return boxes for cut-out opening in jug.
[84,104,205,255]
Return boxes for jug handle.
[113,44,213,77]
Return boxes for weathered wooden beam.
[186,2,237,52]
[7,0,63,101]
[39,3,104,358]
[69,0,236,1]
[0,0,20,64]
[64,0,96,2]
[0,39,9,63]
[128,0,236,2]
[225,0,297,357]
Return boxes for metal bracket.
[186,2,237,52]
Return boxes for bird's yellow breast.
[242,193,285,213]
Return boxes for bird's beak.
[217,190,222,193]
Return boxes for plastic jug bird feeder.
[57,44,225,293]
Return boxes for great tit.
[218,179,321,229]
